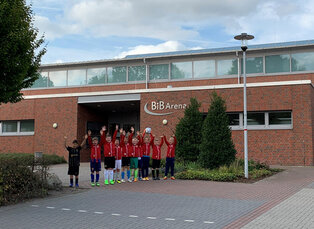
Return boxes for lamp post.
[234,33,254,178]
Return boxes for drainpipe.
[144,58,148,89]
[236,51,240,84]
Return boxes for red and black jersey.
[164,136,177,158]
[115,145,122,160]
[101,130,117,157]
[88,136,101,160]
[129,144,142,158]
[151,137,164,160]
[141,133,154,156]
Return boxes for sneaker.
[121,179,126,183]
[117,180,121,184]
[128,178,132,183]
[69,183,73,188]
[146,177,150,181]
[139,177,142,181]
[171,176,176,180]
[134,178,138,182]
[110,180,115,185]
[91,182,95,187]
[153,177,156,180]
[163,176,167,180]
[75,184,79,188]
[156,177,160,180]
[104,180,109,185]
[96,182,100,186]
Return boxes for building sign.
[144,101,187,116]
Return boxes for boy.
[114,130,123,184]
[120,129,133,182]
[163,134,177,180]
[129,130,142,182]
[137,131,143,181]
[140,131,154,181]
[100,125,117,185]
[64,135,87,187]
[87,130,102,186]
[151,134,164,180]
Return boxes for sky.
[28,0,314,64]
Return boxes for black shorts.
[152,159,161,169]
[122,157,130,166]
[104,157,115,169]
[68,165,79,176]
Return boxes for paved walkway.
[1,163,314,228]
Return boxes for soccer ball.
[162,119,168,125]
[145,127,151,133]
[52,123,58,129]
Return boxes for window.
[265,54,290,73]
[128,65,146,81]
[0,120,34,135]
[49,70,67,87]
[32,72,49,88]
[194,60,215,78]
[108,66,126,83]
[291,52,314,72]
[171,62,192,79]
[68,69,86,86]
[217,59,238,76]
[87,68,106,85]
[227,113,240,126]
[247,113,265,125]
[269,111,292,125]
[241,57,263,74]
[149,64,169,80]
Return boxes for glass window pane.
[246,113,265,125]
[241,57,263,74]
[269,112,291,125]
[149,64,169,80]
[87,68,106,85]
[194,60,215,78]
[108,66,126,83]
[49,70,67,87]
[32,72,50,88]
[291,52,314,72]
[171,62,192,79]
[227,113,240,126]
[217,59,238,76]
[20,120,34,132]
[128,65,146,81]
[2,121,17,133]
[265,54,290,73]
[68,69,86,86]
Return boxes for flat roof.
[41,39,314,68]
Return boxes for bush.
[176,169,237,182]
[199,92,237,169]
[0,153,66,166]
[175,98,203,162]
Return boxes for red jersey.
[115,145,122,160]
[151,137,164,160]
[164,136,177,158]
[141,133,154,156]
[129,144,142,158]
[88,136,101,161]
[120,133,133,157]
[101,130,117,157]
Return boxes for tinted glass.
[2,121,18,133]
[49,70,67,87]
[20,120,34,132]
[227,113,240,126]
[108,66,126,83]
[241,57,263,74]
[247,113,265,125]
[291,52,314,72]
[32,72,50,88]
[128,65,146,81]
[87,68,106,85]
[217,59,238,76]
[68,69,86,86]
[194,60,215,78]
[269,112,292,125]
[149,64,169,80]
[265,54,290,73]
[171,62,192,79]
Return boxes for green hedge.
[0,153,66,165]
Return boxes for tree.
[175,97,203,162]
[199,92,236,169]
[0,0,45,104]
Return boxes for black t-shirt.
[67,146,81,167]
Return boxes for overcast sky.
[28,0,314,64]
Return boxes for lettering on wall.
[144,101,187,116]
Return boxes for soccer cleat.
[91,182,95,187]
[156,177,160,180]
[153,177,156,180]
[171,176,176,180]
[105,180,109,185]
[128,179,132,183]
[121,179,126,183]
[139,177,142,181]
[163,176,167,180]
[75,184,79,188]
[117,180,121,184]
[69,184,73,188]
[146,177,150,181]
[96,182,100,187]
[134,178,138,182]
[110,180,115,185]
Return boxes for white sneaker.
[121,179,126,183]
[128,179,132,182]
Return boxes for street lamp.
[234,33,254,179]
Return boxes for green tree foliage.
[175,97,203,162]
[0,0,45,104]
[199,92,237,169]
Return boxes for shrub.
[175,98,203,162]
[199,92,237,169]
[176,169,237,182]
[249,168,272,179]
[0,153,66,166]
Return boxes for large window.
[227,113,240,126]
[269,111,292,125]
[149,64,169,80]
[291,52,314,72]
[265,54,290,73]
[49,70,67,87]
[128,65,146,81]
[194,60,215,78]
[1,120,34,135]
[217,59,238,76]
[87,68,106,85]
[171,62,192,79]
[247,113,265,125]
[108,66,127,83]
[68,69,86,86]
[241,57,263,74]
[32,72,50,88]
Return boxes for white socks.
[109,170,113,181]
[104,170,109,180]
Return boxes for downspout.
[236,51,240,84]
[144,58,148,89]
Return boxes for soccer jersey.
[129,145,142,158]
[67,146,81,167]
[115,145,122,160]
[164,136,177,158]
[152,137,164,160]
[102,130,117,157]
[88,136,101,160]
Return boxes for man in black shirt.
[64,135,87,187]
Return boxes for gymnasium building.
[0,40,314,165]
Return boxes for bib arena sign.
[144,101,187,116]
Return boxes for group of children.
[64,125,177,187]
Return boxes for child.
[163,134,177,180]
[120,129,133,182]
[129,130,142,182]
[100,125,117,185]
[87,130,102,186]
[114,130,123,184]
[140,130,154,181]
[151,134,164,180]
[136,131,143,180]
[64,135,87,187]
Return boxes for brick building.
[1,40,314,165]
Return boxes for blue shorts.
[138,157,142,168]
[90,159,101,172]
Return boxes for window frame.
[0,120,35,136]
